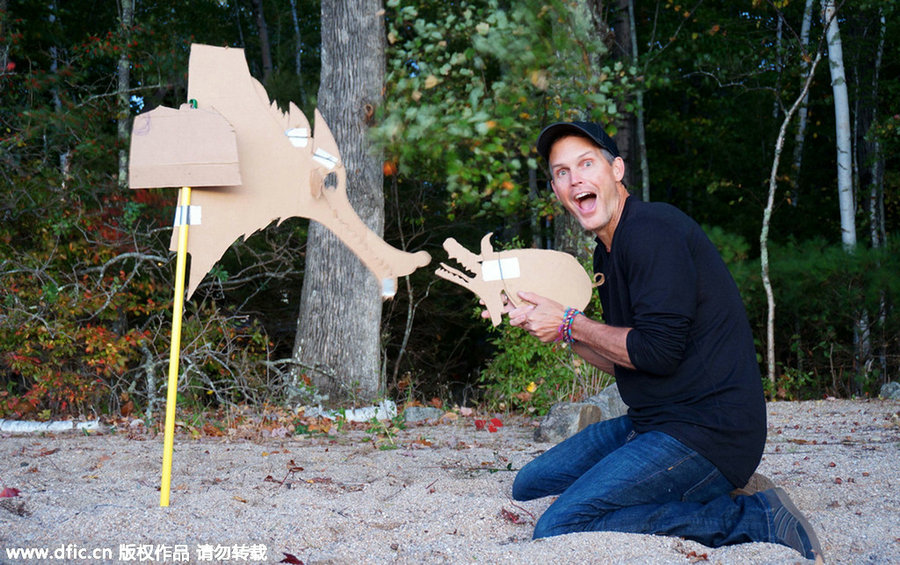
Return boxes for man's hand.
[508,291,567,343]
[502,290,635,371]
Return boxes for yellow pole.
[160,186,192,507]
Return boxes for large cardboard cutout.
[127,44,433,507]
[436,233,595,326]
[132,44,430,298]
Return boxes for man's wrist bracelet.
[557,307,583,344]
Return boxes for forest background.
[1,0,898,422]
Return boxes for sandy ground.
[1,399,898,565]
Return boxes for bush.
[0,184,281,419]
[478,267,613,415]
[727,237,900,399]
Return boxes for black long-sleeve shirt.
[593,196,765,487]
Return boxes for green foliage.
[364,413,406,450]
[0,189,155,417]
[703,224,751,265]
[730,237,900,399]
[478,324,613,416]
[374,0,637,220]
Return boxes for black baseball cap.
[535,121,620,162]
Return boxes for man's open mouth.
[574,191,597,212]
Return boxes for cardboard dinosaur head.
[436,233,595,326]
[128,44,430,299]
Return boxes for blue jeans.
[513,416,774,547]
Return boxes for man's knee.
[511,466,538,501]
[531,503,581,539]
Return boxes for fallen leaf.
[685,550,709,562]
[0,487,20,498]
[500,507,526,524]
[280,552,304,564]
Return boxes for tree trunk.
[627,0,650,201]
[47,3,70,188]
[293,0,385,404]
[117,0,134,192]
[251,0,273,85]
[824,0,869,391]
[232,0,246,48]
[288,0,307,107]
[855,8,886,250]
[760,48,823,394]
[865,9,887,384]
[824,0,856,251]
[771,13,783,119]
[553,214,594,262]
[611,0,634,188]
[789,0,815,207]
[551,0,613,261]
[0,0,9,90]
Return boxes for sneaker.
[730,472,776,498]
[761,487,824,563]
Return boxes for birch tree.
[761,49,824,390]
[824,0,856,251]
[824,0,877,388]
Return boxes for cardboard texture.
[436,233,595,326]
[129,43,430,298]
[128,105,242,189]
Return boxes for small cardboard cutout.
[129,43,430,298]
[129,105,241,189]
[436,233,594,326]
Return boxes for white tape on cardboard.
[482,257,520,282]
[173,205,202,226]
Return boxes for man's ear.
[612,156,626,182]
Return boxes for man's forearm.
[571,342,616,373]
[570,315,635,370]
